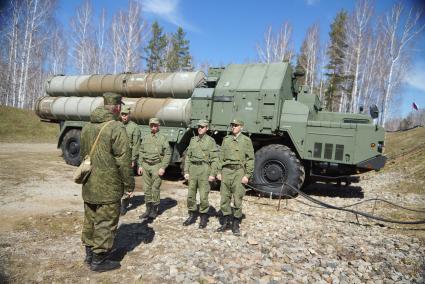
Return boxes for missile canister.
[35,96,191,127]
[45,71,205,99]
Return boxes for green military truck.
[35,62,386,197]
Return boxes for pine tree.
[166,27,192,72]
[325,10,348,111]
[145,21,168,72]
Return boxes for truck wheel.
[252,144,305,198]
[61,129,81,166]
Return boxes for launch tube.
[35,96,191,127]
[45,72,205,99]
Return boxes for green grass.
[0,105,59,142]
[383,127,425,184]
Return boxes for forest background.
[0,0,424,130]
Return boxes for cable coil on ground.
[246,183,425,225]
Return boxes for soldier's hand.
[184,173,189,180]
[217,174,222,181]
[138,167,143,175]
[208,176,215,182]
[131,161,135,168]
[241,176,249,185]
[126,191,134,198]
[158,168,165,176]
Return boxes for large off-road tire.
[61,129,82,166]
[252,144,305,198]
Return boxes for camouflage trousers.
[142,162,162,206]
[220,167,246,219]
[81,202,120,254]
[187,163,210,214]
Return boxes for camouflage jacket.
[184,134,218,176]
[123,120,141,162]
[80,106,134,204]
[217,133,255,178]
[138,132,171,169]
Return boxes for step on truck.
[35,62,386,197]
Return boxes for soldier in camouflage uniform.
[119,106,141,215]
[138,118,171,219]
[183,119,218,229]
[216,119,254,236]
[80,93,134,272]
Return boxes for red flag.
[412,102,418,111]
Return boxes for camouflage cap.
[103,92,124,105]
[197,119,209,127]
[149,117,160,125]
[230,119,244,126]
[120,106,131,114]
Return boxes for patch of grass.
[384,127,425,182]
[0,106,59,142]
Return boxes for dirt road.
[0,143,424,283]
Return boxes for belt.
[191,161,207,165]
[223,164,242,170]
[143,159,160,165]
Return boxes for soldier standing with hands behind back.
[119,106,141,215]
[183,119,218,228]
[216,119,254,236]
[138,118,171,220]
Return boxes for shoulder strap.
[89,120,114,158]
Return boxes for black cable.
[245,183,425,225]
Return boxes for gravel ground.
[0,143,424,283]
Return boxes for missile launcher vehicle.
[35,62,386,197]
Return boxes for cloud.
[305,0,319,6]
[404,63,425,92]
[143,0,198,32]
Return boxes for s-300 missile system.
[35,62,386,197]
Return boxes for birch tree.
[298,23,320,93]
[257,22,294,63]
[69,0,94,74]
[345,0,373,113]
[46,24,67,75]
[93,8,108,74]
[1,0,21,106]
[379,2,425,126]
[110,0,147,73]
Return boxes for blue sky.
[57,0,425,118]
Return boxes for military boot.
[84,246,93,267]
[90,252,120,272]
[183,211,197,226]
[120,198,130,216]
[139,203,152,219]
[216,215,232,232]
[232,217,241,236]
[199,213,208,229]
[148,204,159,219]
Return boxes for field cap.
[230,119,244,126]
[197,119,209,127]
[103,92,124,105]
[120,106,131,114]
[149,117,160,125]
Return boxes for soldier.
[119,106,141,216]
[138,118,171,219]
[183,119,218,229]
[216,119,254,236]
[80,93,134,272]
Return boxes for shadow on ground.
[125,196,177,215]
[302,183,364,199]
[110,219,155,262]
